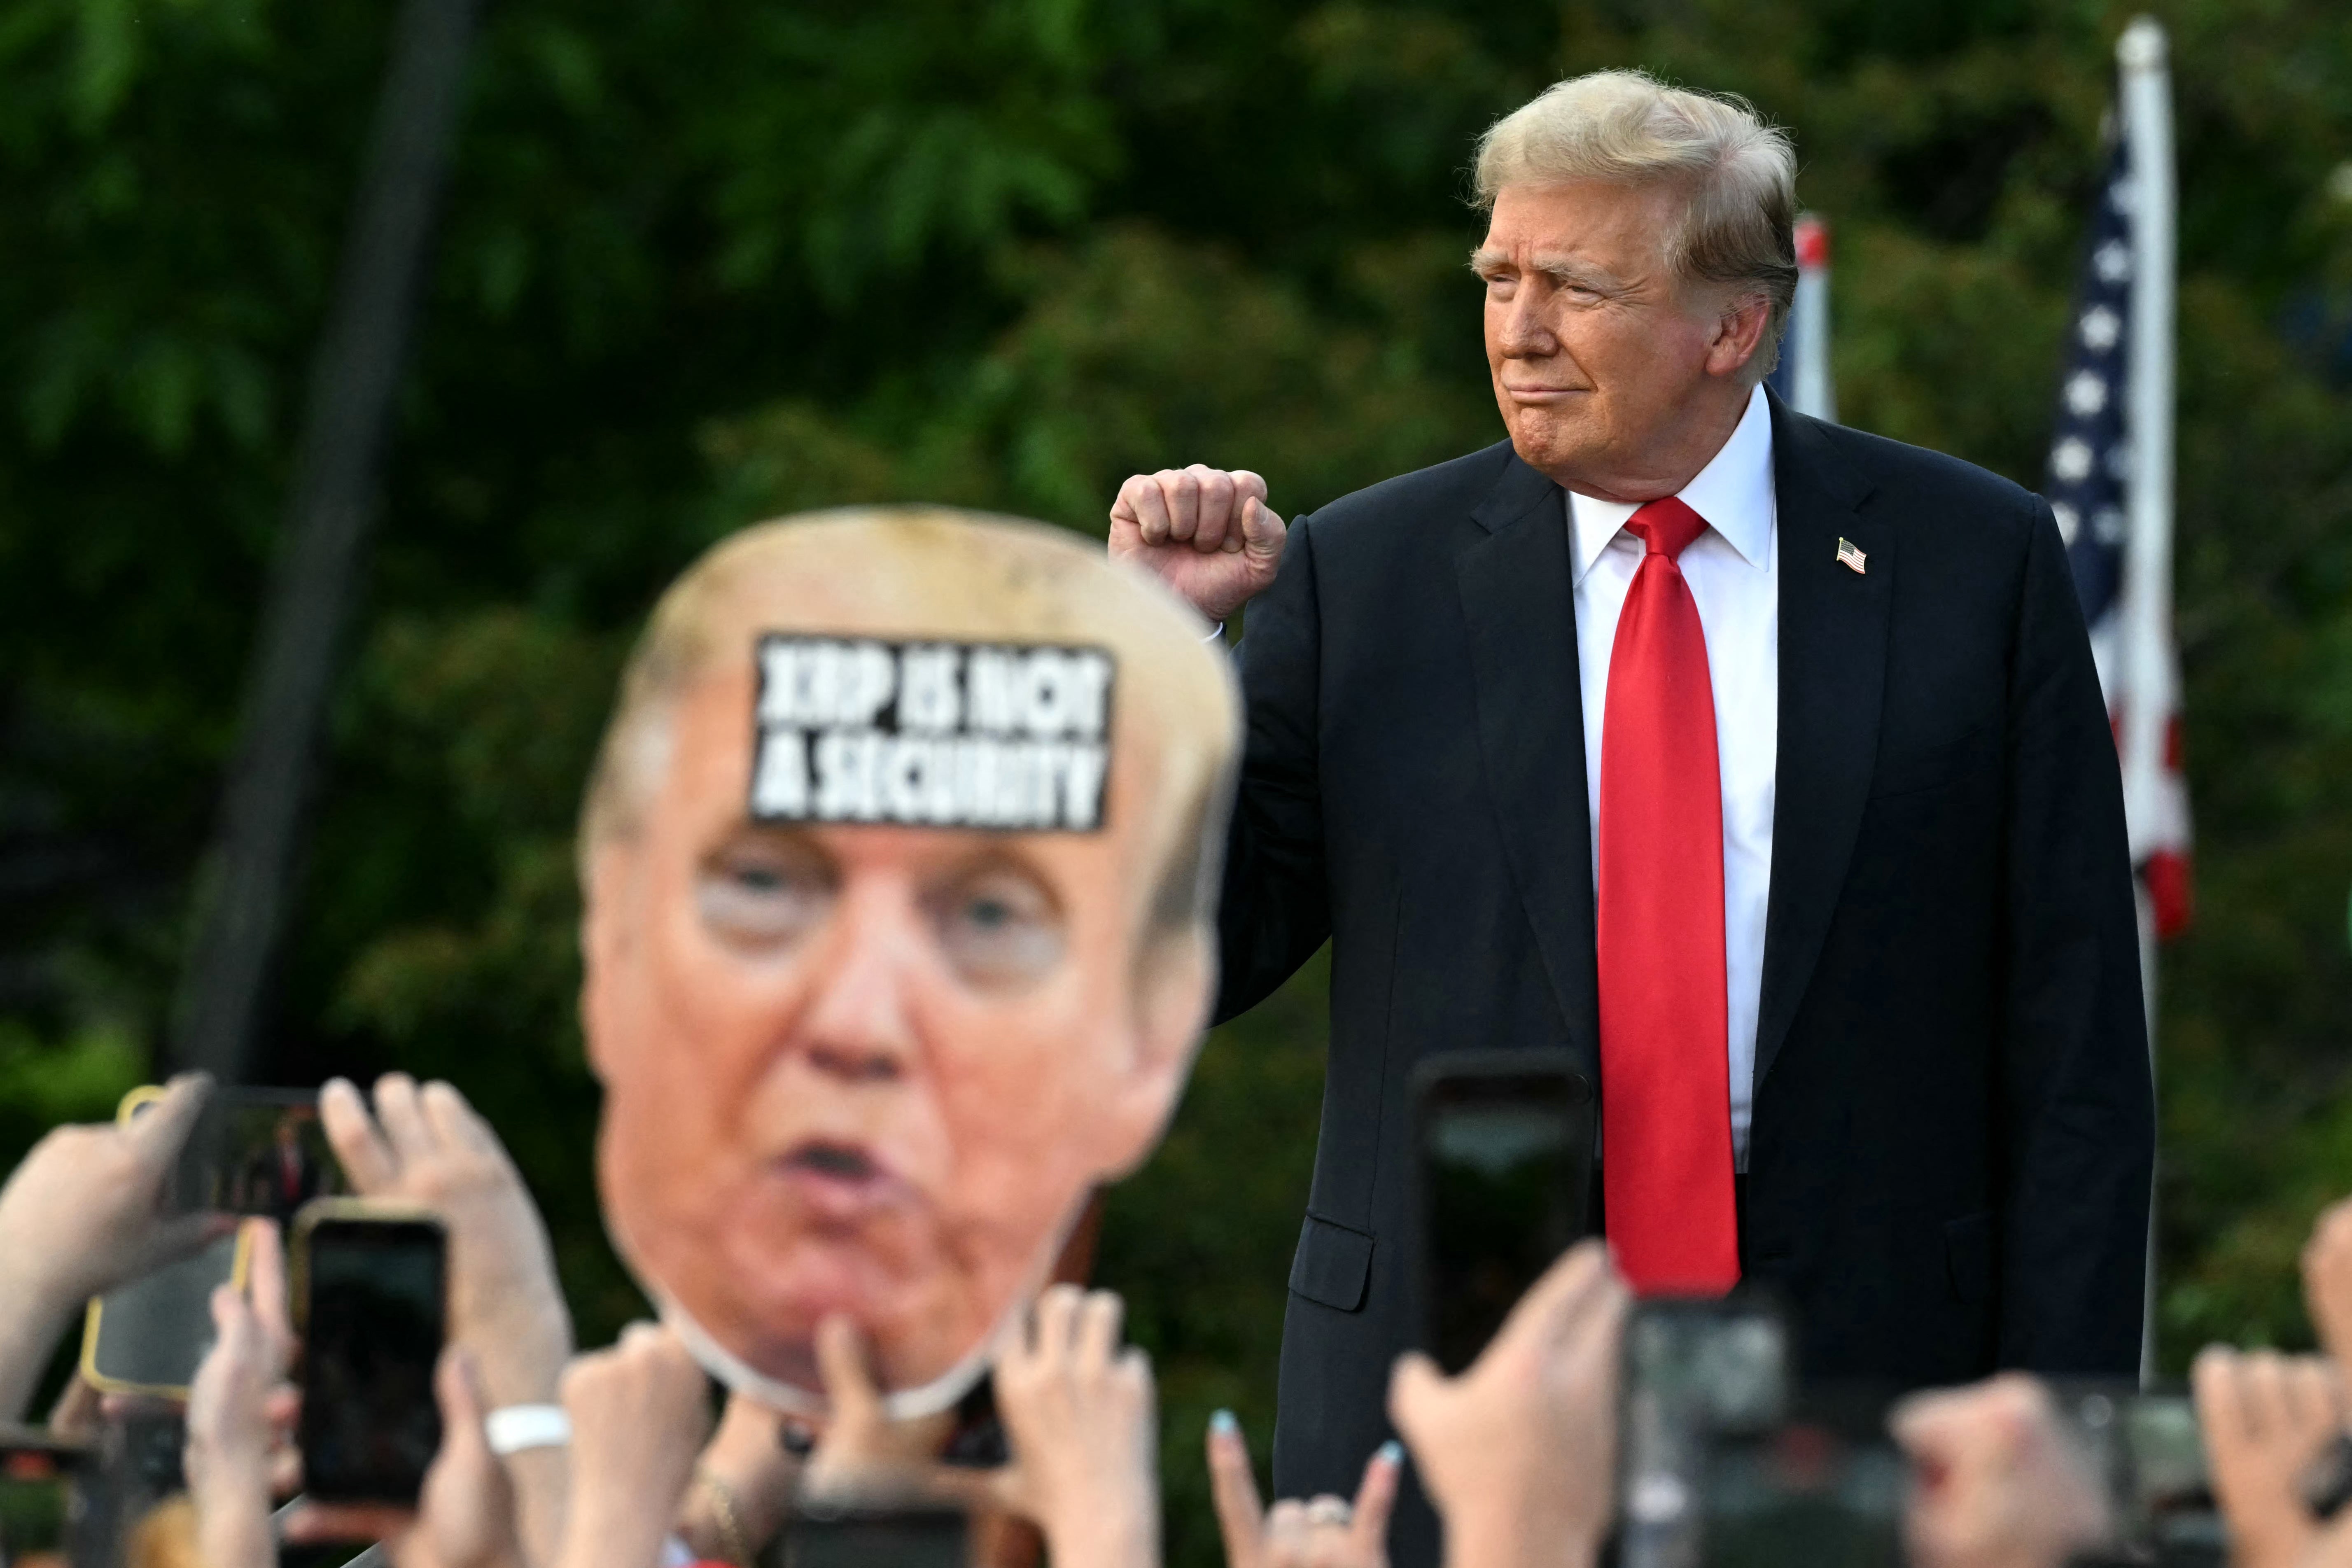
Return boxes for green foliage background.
[3,2,2352,1563]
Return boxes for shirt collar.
[1567,382,1776,583]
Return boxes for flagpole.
[2118,13,2174,1389]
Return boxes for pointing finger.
[814,1314,883,1429]
[243,1220,292,1365]
[1351,1440,1402,1556]
[1206,1412,1266,1568]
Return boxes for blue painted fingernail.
[1210,1409,1238,1435]
[1377,1440,1404,1465]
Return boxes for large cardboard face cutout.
[579,509,1235,1416]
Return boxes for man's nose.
[1495,282,1555,357]
[798,920,918,1083]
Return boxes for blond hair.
[1473,69,1798,378]
[579,506,1241,944]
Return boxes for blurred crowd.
[6,1072,2352,1568]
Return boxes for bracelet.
[483,1403,572,1456]
[691,1465,752,1568]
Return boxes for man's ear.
[1094,924,1216,1181]
[578,838,639,1085]
[1706,292,1773,380]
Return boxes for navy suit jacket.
[1215,394,2154,1563]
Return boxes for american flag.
[2048,133,2193,939]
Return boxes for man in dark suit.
[1109,68,2153,1563]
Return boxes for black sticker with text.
[749,636,1114,831]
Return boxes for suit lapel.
[1454,452,1601,1071]
[1754,393,1888,1096]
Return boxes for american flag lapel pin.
[1836,537,1867,574]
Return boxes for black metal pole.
[172,0,479,1081]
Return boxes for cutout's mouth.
[789,1142,878,1182]
[771,1139,908,1223]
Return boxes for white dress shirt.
[1570,383,1778,1170]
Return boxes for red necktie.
[1597,495,1740,1295]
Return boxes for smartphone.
[81,1087,257,1399]
[0,1427,98,1568]
[1617,1298,1793,1568]
[168,1088,344,1225]
[2050,1386,2223,1568]
[1697,1423,1906,1568]
[1412,1050,1596,1373]
[779,1498,968,1568]
[293,1201,448,1505]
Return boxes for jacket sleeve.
[1212,510,1333,1024]
[1995,497,2156,1373]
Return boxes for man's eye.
[698,848,834,944]
[933,872,1064,989]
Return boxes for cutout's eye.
[698,835,836,946]
[931,862,1064,991]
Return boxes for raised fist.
[1109,465,1287,624]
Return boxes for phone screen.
[298,1216,446,1504]
[170,1090,345,1225]
[1619,1301,1792,1566]
[1624,1302,1790,1433]
[1698,1427,1906,1568]
[83,1233,245,1397]
[780,1503,968,1568]
[1415,1053,1595,1374]
[2054,1386,2222,1563]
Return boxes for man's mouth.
[774,1140,905,1223]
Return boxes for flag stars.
[2094,240,2133,283]
[2080,306,2122,351]
[2065,370,2110,416]
[2093,506,2128,545]
[2052,437,2095,482]
[2053,501,2081,546]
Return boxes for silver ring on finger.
[1304,1498,1353,1528]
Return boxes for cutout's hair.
[1473,69,1798,379]
[579,506,1241,950]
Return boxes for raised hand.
[321,1074,574,1568]
[320,1076,572,1412]
[798,1314,961,1501]
[2305,1197,2352,1373]
[676,1392,802,1568]
[0,1072,238,1417]
[281,1347,527,1568]
[2193,1346,2343,1568]
[556,1323,714,1568]
[1386,1239,1627,1568]
[1890,1372,2109,1568]
[987,1286,1160,1568]
[1109,466,1287,624]
[185,1222,299,1568]
[1207,1411,1399,1568]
